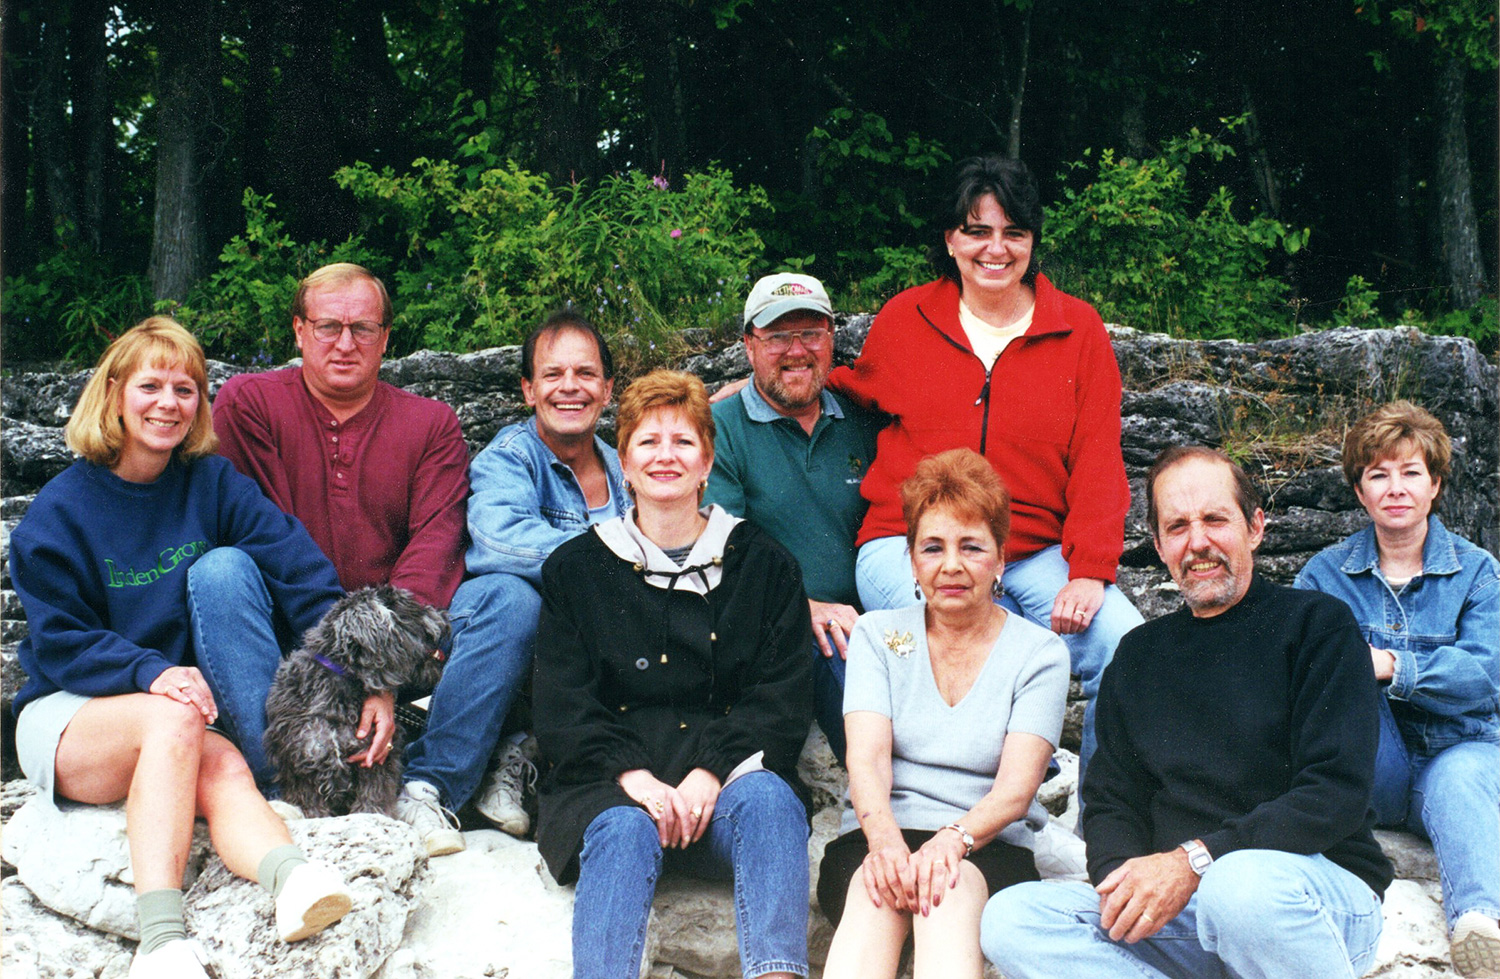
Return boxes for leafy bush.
[1043,124,1309,339]
[2,244,152,362]
[336,140,768,352]
[169,190,381,364]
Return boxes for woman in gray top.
[818,448,1069,979]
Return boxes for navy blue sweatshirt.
[10,456,342,715]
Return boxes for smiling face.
[1355,447,1440,536]
[293,276,390,414]
[944,193,1035,299]
[1152,456,1265,618]
[745,310,833,418]
[621,406,713,510]
[112,362,200,481]
[522,327,613,451]
[910,505,1004,617]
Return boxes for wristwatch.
[1179,839,1213,876]
[942,822,975,857]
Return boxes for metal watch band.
[942,822,975,856]
[1180,839,1213,875]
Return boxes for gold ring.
[1141,912,1155,924]
[691,806,704,818]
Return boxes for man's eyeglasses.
[749,328,831,355]
[304,319,387,346]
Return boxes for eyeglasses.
[304,319,387,346]
[749,328,831,355]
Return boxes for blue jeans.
[572,772,809,979]
[982,850,1383,979]
[856,537,1142,779]
[404,572,541,809]
[187,548,288,789]
[1372,697,1500,930]
[813,648,847,765]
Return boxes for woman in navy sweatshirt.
[9,318,354,979]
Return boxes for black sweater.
[1082,575,1394,898]
[532,520,814,884]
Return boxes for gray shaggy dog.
[264,585,448,817]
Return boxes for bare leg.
[910,862,988,979]
[195,732,293,882]
[55,694,207,893]
[822,869,912,979]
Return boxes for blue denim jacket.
[1295,516,1500,752]
[464,417,629,586]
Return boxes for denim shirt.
[1294,516,1500,752]
[464,417,629,586]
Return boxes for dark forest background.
[3,0,1496,364]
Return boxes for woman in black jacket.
[534,369,815,979]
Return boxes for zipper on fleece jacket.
[917,305,994,455]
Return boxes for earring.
[914,581,923,600]
[991,578,1004,601]
[947,249,955,257]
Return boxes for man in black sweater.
[982,446,1393,979]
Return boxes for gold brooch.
[882,629,915,658]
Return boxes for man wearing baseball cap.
[705,273,881,764]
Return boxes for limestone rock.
[1369,878,1451,977]
[3,796,214,939]
[797,727,847,814]
[188,813,426,979]
[1376,830,1440,883]
[1,877,135,979]
[373,827,574,979]
[1,421,72,496]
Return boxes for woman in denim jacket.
[1295,401,1499,978]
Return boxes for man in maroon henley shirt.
[201,263,468,818]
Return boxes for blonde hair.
[615,369,716,456]
[1342,401,1452,505]
[65,317,219,467]
[290,262,393,326]
[901,448,1011,551]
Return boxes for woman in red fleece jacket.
[830,155,1142,781]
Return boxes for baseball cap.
[743,273,833,330]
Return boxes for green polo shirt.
[706,383,881,608]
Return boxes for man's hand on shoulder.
[1095,847,1201,943]
[809,599,859,659]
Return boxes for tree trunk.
[1,0,37,271]
[266,0,347,242]
[1240,84,1283,221]
[640,1,688,174]
[460,0,500,109]
[34,13,78,243]
[1006,3,1031,159]
[69,0,110,251]
[148,0,217,301]
[1434,52,1486,308]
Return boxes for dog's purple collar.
[313,653,348,676]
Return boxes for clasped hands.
[860,828,968,917]
[618,767,722,849]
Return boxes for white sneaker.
[1031,819,1090,881]
[1452,911,1500,978]
[476,732,539,837]
[275,862,353,942]
[267,799,304,822]
[397,780,465,856]
[129,938,209,978]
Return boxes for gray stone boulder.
[3,796,215,939]
[1,877,135,979]
[188,813,427,979]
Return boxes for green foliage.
[1044,124,1310,339]
[767,108,948,307]
[336,139,768,351]
[1337,274,1382,323]
[1421,295,1499,352]
[2,244,152,363]
[1356,0,1500,69]
[167,190,381,364]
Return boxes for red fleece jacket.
[828,274,1129,583]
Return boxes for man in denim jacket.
[399,312,628,851]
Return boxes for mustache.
[1178,546,1231,576]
